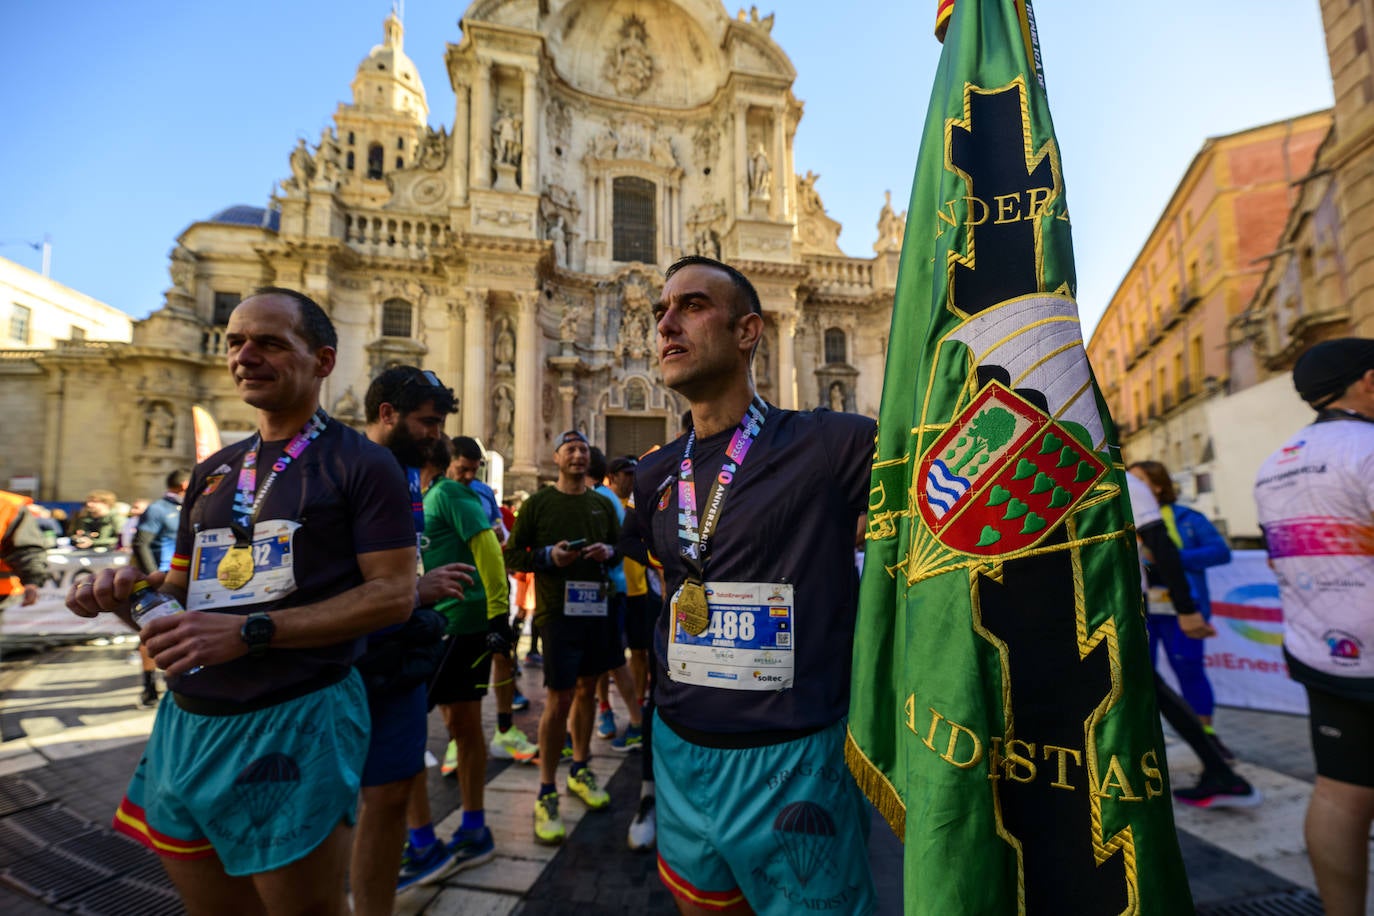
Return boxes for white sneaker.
[489,726,538,763]
[627,795,656,851]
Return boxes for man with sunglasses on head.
[66,288,418,916]
[354,366,473,914]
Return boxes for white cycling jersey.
[1254,415,1374,679]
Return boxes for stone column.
[462,288,488,438]
[448,299,465,395]
[773,106,788,220]
[521,68,539,193]
[511,290,541,478]
[775,311,798,410]
[734,105,749,215]
[452,82,470,204]
[558,380,575,434]
[471,60,492,191]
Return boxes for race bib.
[564,580,608,617]
[188,521,300,611]
[667,581,794,690]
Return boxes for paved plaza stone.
[0,642,1357,914]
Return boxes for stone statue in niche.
[748,143,772,199]
[492,386,514,453]
[829,382,846,413]
[602,15,656,98]
[798,171,824,215]
[651,135,676,167]
[693,227,721,260]
[493,319,515,373]
[144,403,175,450]
[287,138,315,191]
[593,129,619,159]
[493,109,522,166]
[560,304,579,342]
[548,214,568,267]
[332,386,362,420]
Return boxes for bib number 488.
[708,610,755,642]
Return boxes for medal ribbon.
[676,396,768,580]
[230,409,329,545]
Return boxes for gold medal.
[677,580,711,636]
[217,545,255,590]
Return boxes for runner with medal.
[625,257,878,915]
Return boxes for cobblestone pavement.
[0,641,1356,914]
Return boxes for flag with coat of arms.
[846,0,1194,912]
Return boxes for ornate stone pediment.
[602,14,656,98]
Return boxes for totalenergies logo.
[1212,582,1284,646]
[1324,629,1363,664]
[1277,440,1306,464]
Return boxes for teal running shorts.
[653,711,876,915]
[114,669,370,876]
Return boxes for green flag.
[847,1,1194,912]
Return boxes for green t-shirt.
[504,485,621,625]
[422,478,492,635]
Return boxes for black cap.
[607,455,638,474]
[1293,338,1374,408]
[555,429,589,451]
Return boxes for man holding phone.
[504,430,622,845]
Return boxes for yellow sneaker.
[567,767,610,810]
[490,726,537,763]
[533,792,565,845]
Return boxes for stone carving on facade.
[143,402,175,450]
[687,199,726,259]
[373,276,428,308]
[540,185,582,268]
[829,381,845,412]
[332,386,362,421]
[651,135,676,168]
[748,143,772,200]
[795,171,843,255]
[316,127,342,185]
[493,109,522,166]
[491,385,514,455]
[617,277,657,360]
[418,127,448,170]
[592,129,619,160]
[615,119,651,162]
[169,246,195,295]
[559,301,581,344]
[692,121,720,171]
[474,209,533,229]
[602,15,656,98]
[736,6,776,31]
[286,138,316,191]
[493,316,516,373]
[547,98,572,150]
[541,382,556,423]
[547,215,568,267]
[875,190,907,254]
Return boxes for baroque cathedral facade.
[2,0,903,500]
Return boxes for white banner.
[1156,549,1307,716]
[2,548,131,640]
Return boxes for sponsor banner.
[1155,549,1307,716]
[3,548,131,639]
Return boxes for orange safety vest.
[0,490,34,596]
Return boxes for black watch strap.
[241,612,275,658]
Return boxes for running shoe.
[627,795,656,851]
[532,734,573,767]
[511,690,530,712]
[490,726,538,763]
[533,792,565,845]
[597,709,617,740]
[567,767,610,810]
[447,826,495,872]
[524,651,543,667]
[1173,773,1262,809]
[139,685,160,708]
[441,739,458,778]
[396,840,456,891]
[611,724,643,753]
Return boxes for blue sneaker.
[396,840,455,891]
[597,709,616,740]
[511,690,530,712]
[611,724,643,753]
[448,826,495,872]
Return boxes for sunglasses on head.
[403,369,443,389]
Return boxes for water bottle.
[129,581,201,675]
[129,580,185,626]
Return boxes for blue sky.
[2,1,1333,335]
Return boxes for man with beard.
[354,367,472,915]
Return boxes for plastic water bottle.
[129,580,185,626]
[129,580,200,675]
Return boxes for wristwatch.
[241,612,275,658]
